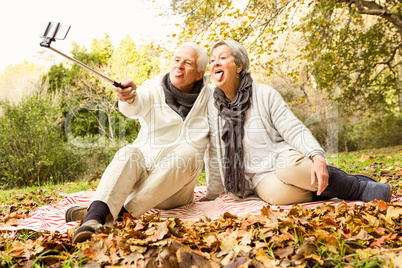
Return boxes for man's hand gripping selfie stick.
[39,21,125,89]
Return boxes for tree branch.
[351,0,402,36]
[377,44,401,65]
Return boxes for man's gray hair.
[176,42,208,72]
[210,40,250,77]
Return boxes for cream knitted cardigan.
[118,73,213,167]
[205,82,326,200]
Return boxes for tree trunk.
[397,53,402,113]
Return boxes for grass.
[326,145,402,177]
[0,179,99,213]
[1,145,401,206]
[326,145,402,197]
[314,230,384,268]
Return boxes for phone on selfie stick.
[39,21,125,89]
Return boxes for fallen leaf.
[370,233,393,247]
[84,239,110,263]
[380,170,392,175]
[145,222,169,242]
[386,206,402,219]
[346,228,373,242]
[377,200,388,211]
[8,241,26,258]
[220,250,235,266]
[364,166,376,171]
[176,246,216,267]
[121,251,144,266]
[220,237,238,251]
[295,239,317,256]
[275,245,294,259]
[360,155,374,162]
[255,249,274,267]
[240,229,254,246]
[225,257,249,268]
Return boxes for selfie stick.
[39,22,125,89]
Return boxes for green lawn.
[1,145,401,207]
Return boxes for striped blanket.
[4,186,402,234]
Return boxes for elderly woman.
[202,40,391,204]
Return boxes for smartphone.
[39,21,70,40]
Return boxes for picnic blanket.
[4,186,402,234]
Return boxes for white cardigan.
[205,81,326,200]
[118,73,212,167]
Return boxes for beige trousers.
[92,143,202,222]
[255,150,319,205]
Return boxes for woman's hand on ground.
[310,154,329,195]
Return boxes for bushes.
[290,101,401,153]
[340,113,402,152]
[0,90,84,189]
[302,111,402,153]
[0,88,139,189]
[66,109,139,142]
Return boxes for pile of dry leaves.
[1,199,402,267]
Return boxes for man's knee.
[113,146,146,169]
[168,144,202,172]
[175,143,198,158]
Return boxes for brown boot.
[71,219,103,244]
[65,206,88,222]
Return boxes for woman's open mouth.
[214,70,223,81]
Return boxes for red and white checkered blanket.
[3,186,402,234]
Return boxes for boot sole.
[386,183,393,203]
[72,225,96,244]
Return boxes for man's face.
[169,46,204,93]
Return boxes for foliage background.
[0,0,401,189]
[0,1,402,267]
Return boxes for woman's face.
[210,45,242,94]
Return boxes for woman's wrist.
[312,154,326,163]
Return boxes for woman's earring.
[236,73,240,79]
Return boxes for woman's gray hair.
[210,40,250,77]
[176,42,208,72]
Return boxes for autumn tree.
[111,35,163,85]
[91,34,114,65]
[301,0,402,115]
[170,0,402,115]
[168,0,402,151]
[0,61,44,102]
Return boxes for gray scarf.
[162,73,203,119]
[213,73,253,198]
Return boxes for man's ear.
[196,71,205,81]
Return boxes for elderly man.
[68,42,212,243]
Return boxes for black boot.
[312,191,332,202]
[319,165,392,202]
